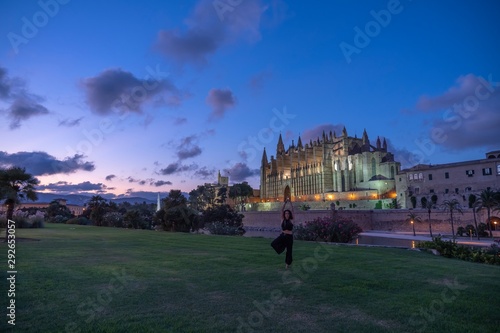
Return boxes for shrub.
[205,221,245,236]
[294,216,362,243]
[417,237,500,265]
[299,203,311,211]
[66,217,91,225]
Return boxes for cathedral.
[260,128,401,202]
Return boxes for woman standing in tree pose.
[281,198,294,269]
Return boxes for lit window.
[497,164,500,175]
[466,170,474,177]
[419,173,423,180]
[409,174,413,180]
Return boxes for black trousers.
[283,234,293,265]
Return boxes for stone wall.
[242,208,494,235]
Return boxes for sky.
[0,0,499,200]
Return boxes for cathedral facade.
[260,128,401,202]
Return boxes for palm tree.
[470,195,481,240]
[441,199,463,242]
[475,189,499,238]
[422,198,436,238]
[0,167,39,241]
[406,211,422,237]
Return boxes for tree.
[474,188,499,238]
[45,199,74,223]
[469,194,481,240]
[229,182,253,211]
[156,190,199,232]
[441,199,463,241]
[201,204,244,235]
[422,198,436,238]
[85,195,109,226]
[0,167,39,240]
[406,211,422,237]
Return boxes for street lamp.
[411,220,415,236]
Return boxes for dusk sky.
[1,0,499,200]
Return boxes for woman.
[281,199,294,269]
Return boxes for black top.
[281,220,293,231]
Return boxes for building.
[260,128,401,202]
[396,150,500,208]
[1,198,84,216]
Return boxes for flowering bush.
[294,216,362,243]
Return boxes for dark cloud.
[105,174,116,181]
[7,97,49,129]
[59,117,83,127]
[193,166,215,180]
[382,138,428,169]
[0,66,50,129]
[0,151,95,176]
[415,74,500,151]
[154,0,264,67]
[177,135,203,160]
[223,162,259,182]
[81,68,181,115]
[154,180,172,186]
[206,88,236,119]
[159,162,197,175]
[38,181,106,193]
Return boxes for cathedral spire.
[382,138,387,151]
[277,133,285,155]
[262,147,268,165]
[362,128,369,144]
[376,136,381,149]
[297,135,303,149]
[342,127,348,138]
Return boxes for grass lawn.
[1,223,499,333]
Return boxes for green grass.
[1,223,499,333]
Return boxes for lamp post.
[411,220,415,237]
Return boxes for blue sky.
[0,0,499,200]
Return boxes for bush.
[66,217,92,225]
[417,237,500,265]
[205,222,245,236]
[299,203,311,211]
[294,216,362,243]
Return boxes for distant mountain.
[30,193,156,206]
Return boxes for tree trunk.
[428,210,433,238]
[487,209,493,238]
[450,211,455,242]
[473,209,480,241]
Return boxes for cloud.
[249,69,273,91]
[0,66,50,129]
[159,162,198,175]
[301,123,345,143]
[154,180,173,187]
[105,174,116,181]
[81,68,181,115]
[206,88,236,119]
[193,166,216,180]
[174,117,187,125]
[154,0,264,67]
[415,74,500,150]
[58,117,83,127]
[0,151,95,176]
[177,135,203,160]
[223,162,259,182]
[7,97,49,129]
[38,181,106,193]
